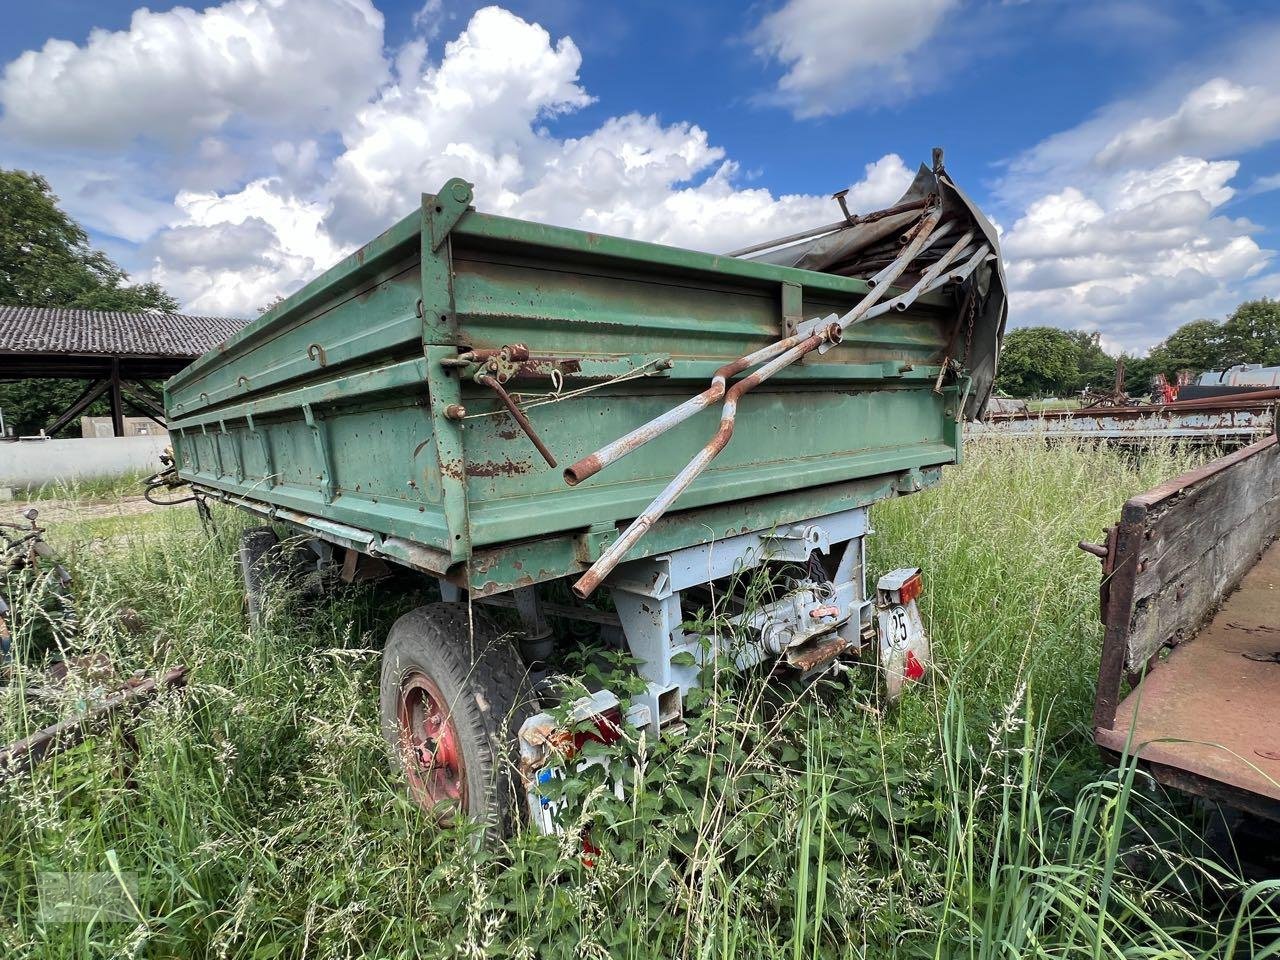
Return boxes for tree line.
[995,300,1280,399]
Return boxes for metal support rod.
[570,207,950,597]
[109,358,125,438]
[477,374,558,467]
[0,666,189,780]
[724,219,848,260]
[861,241,989,323]
[475,593,622,627]
[725,195,934,259]
[948,244,992,284]
[865,219,952,289]
[803,208,945,343]
[573,331,830,598]
[890,230,974,311]
[563,334,808,485]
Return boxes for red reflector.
[898,572,923,605]
[571,707,624,869]
[570,706,624,755]
[905,650,925,681]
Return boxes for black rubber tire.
[238,526,287,628]
[379,602,537,838]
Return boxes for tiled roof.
[0,305,246,358]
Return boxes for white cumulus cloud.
[0,0,387,148]
[128,6,914,316]
[751,0,961,117]
[326,5,593,242]
[146,179,344,316]
[991,22,1280,354]
[1001,156,1271,349]
[1096,77,1280,168]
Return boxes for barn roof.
[0,305,245,359]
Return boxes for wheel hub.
[396,670,466,813]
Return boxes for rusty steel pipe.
[865,215,950,289]
[724,195,934,259]
[571,206,946,486]
[861,246,978,322]
[860,242,989,325]
[573,331,829,598]
[0,666,189,780]
[890,230,975,311]
[570,208,953,595]
[1079,540,1110,560]
[1159,388,1280,410]
[477,374,558,468]
[824,208,943,341]
[948,244,993,284]
[563,333,809,486]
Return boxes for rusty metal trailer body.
[1090,434,1280,819]
[164,161,1005,829]
[974,396,1276,445]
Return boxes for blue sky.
[4,0,1280,351]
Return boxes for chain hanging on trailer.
[962,283,978,368]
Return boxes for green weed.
[0,438,1276,958]
[15,470,151,504]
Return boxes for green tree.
[0,170,177,311]
[1145,319,1225,379]
[0,169,178,436]
[1220,298,1280,367]
[1121,352,1157,394]
[1063,330,1116,393]
[995,327,1080,397]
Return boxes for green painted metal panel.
[166,178,981,593]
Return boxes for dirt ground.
[5,495,163,526]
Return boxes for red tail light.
[898,571,923,605]
[570,706,624,754]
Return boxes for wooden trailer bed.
[1091,433,1280,819]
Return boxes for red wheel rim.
[396,670,467,814]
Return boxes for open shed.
[0,305,244,436]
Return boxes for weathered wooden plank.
[1123,436,1280,670]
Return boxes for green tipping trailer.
[164,157,1005,833]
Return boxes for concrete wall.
[0,436,169,487]
[81,417,167,439]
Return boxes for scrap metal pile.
[1,506,187,781]
[974,393,1278,445]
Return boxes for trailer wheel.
[379,603,536,837]
[238,526,289,627]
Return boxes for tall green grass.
[15,470,151,504]
[1,438,1276,958]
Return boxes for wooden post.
[109,358,125,437]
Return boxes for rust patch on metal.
[466,459,533,478]
[785,633,852,672]
[0,665,189,780]
[477,374,557,467]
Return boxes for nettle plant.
[524,561,941,894]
